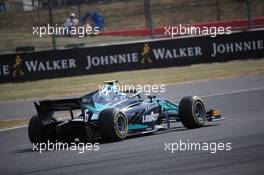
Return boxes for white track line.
[0,117,71,132]
[170,86,264,102]
[1,86,264,132]
[200,86,264,98]
[0,125,28,132]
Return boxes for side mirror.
[148,95,156,102]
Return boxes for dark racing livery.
[28,80,224,144]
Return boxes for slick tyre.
[99,108,128,141]
[28,115,47,144]
[179,96,206,129]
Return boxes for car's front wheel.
[179,96,206,129]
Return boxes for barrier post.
[246,0,253,29]
[144,0,154,39]
[48,0,57,50]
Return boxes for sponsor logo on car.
[142,111,159,123]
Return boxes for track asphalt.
[0,75,264,175]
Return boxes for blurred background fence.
[0,0,263,54]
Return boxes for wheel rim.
[116,114,126,134]
[194,102,205,121]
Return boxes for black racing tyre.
[98,108,128,141]
[179,96,206,129]
[28,115,47,144]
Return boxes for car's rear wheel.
[28,115,58,144]
[28,115,47,144]
[179,96,206,129]
[99,108,128,141]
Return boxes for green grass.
[1,59,264,102]
[0,32,147,53]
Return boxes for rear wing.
[34,98,81,125]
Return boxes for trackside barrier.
[0,29,263,83]
[100,17,264,37]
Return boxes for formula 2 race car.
[28,80,224,144]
